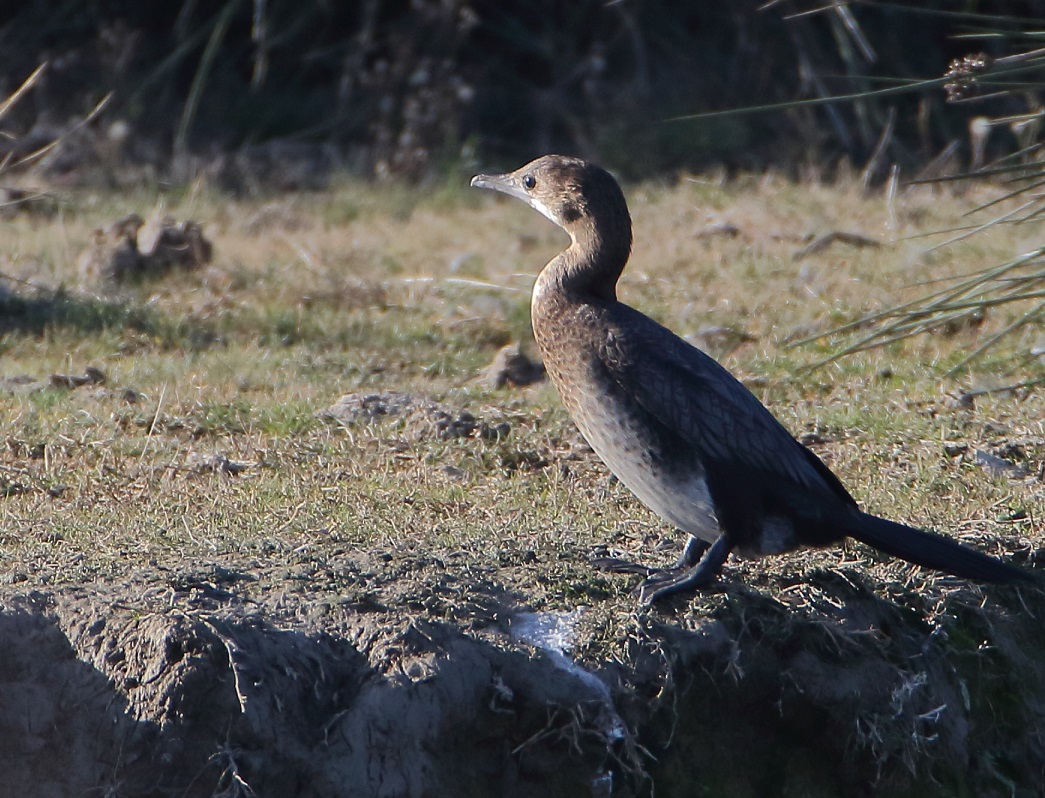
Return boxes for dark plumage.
[471,155,1035,603]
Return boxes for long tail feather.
[848,512,1036,584]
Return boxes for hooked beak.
[470,172,529,204]
[471,166,562,230]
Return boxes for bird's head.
[471,155,632,298]
[471,155,630,246]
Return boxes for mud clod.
[483,343,545,389]
[80,214,213,284]
[49,366,106,389]
[323,391,511,442]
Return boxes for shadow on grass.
[0,281,219,350]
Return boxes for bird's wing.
[600,305,855,505]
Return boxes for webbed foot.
[592,534,730,603]
[635,535,733,605]
[590,534,709,577]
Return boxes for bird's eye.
[522,174,536,190]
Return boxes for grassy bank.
[0,169,1040,600]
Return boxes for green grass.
[0,172,1041,603]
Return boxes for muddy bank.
[1,562,1043,797]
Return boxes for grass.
[0,168,1041,607]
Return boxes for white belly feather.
[573,401,721,544]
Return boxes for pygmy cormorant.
[471,155,1034,603]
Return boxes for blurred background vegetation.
[2,0,1044,368]
[1,0,1042,185]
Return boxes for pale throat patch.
[527,196,564,228]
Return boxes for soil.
[2,550,1044,798]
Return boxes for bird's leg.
[674,534,710,569]
[636,535,733,605]
[591,532,707,576]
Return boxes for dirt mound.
[0,581,614,798]
[2,560,1044,797]
[79,214,213,284]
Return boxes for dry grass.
[0,169,1041,611]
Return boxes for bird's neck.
[542,219,632,302]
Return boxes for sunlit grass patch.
[0,170,1039,602]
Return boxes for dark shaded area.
[0,1,1040,180]
[632,576,1045,796]
[0,281,219,349]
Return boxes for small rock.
[189,453,251,476]
[694,220,741,239]
[145,218,213,273]
[323,391,428,424]
[81,213,213,284]
[434,411,477,438]
[50,366,106,389]
[974,449,1030,479]
[323,391,510,442]
[79,214,144,283]
[442,465,469,481]
[945,392,975,410]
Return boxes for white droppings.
[511,610,626,741]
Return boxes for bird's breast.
[532,296,720,541]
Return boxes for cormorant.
[471,154,1035,603]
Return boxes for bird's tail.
[848,511,1036,584]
